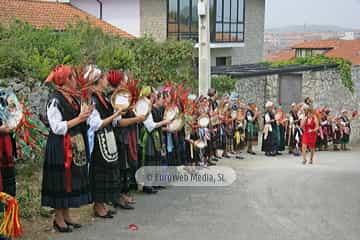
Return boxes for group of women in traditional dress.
[1,63,358,235]
[259,99,357,164]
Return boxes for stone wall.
[234,67,360,144]
[303,67,360,144]
[0,78,49,122]
[140,0,167,41]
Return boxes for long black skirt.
[261,131,277,153]
[90,144,120,203]
[41,134,91,209]
[145,153,161,167]
[0,166,16,197]
[118,144,136,194]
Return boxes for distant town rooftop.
[267,39,360,65]
[0,0,134,38]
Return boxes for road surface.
[56,147,360,240]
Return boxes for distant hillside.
[266,25,359,33]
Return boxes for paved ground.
[56,147,360,240]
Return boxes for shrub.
[0,20,196,88]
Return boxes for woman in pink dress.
[301,108,319,164]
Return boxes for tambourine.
[194,139,207,149]
[0,90,23,130]
[168,115,184,132]
[231,111,237,120]
[275,112,282,121]
[164,105,179,121]
[197,114,210,128]
[210,115,220,126]
[111,88,132,111]
[236,111,245,121]
[133,97,152,117]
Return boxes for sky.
[265,0,360,29]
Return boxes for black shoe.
[207,161,216,166]
[143,187,158,194]
[94,211,114,219]
[236,156,244,160]
[114,202,135,210]
[153,186,166,190]
[223,154,231,158]
[53,221,73,233]
[276,152,282,155]
[64,221,82,229]
[108,209,117,215]
[247,151,256,155]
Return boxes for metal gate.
[279,74,302,112]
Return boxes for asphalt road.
[56,147,360,240]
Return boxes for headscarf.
[107,70,124,88]
[83,64,102,83]
[45,65,79,110]
[45,65,73,86]
[265,101,274,108]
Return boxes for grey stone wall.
[235,76,266,106]
[303,68,360,144]
[234,67,360,144]
[140,0,167,41]
[0,78,49,122]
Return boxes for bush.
[0,20,196,88]
[269,55,354,92]
[212,75,237,96]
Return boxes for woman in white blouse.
[41,65,94,233]
[87,70,123,219]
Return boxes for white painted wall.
[71,0,140,36]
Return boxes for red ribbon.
[64,134,73,193]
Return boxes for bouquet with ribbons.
[0,192,22,238]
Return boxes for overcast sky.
[265,0,360,29]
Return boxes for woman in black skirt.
[262,101,278,156]
[87,69,123,218]
[106,70,147,209]
[41,65,93,233]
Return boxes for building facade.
[71,0,266,66]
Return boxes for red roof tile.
[266,49,296,62]
[0,0,134,38]
[291,39,339,49]
[267,39,360,65]
[325,40,360,65]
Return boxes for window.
[216,57,232,66]
[167,0,199,42]
[212,0,245,42]
[167,0,245,43]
